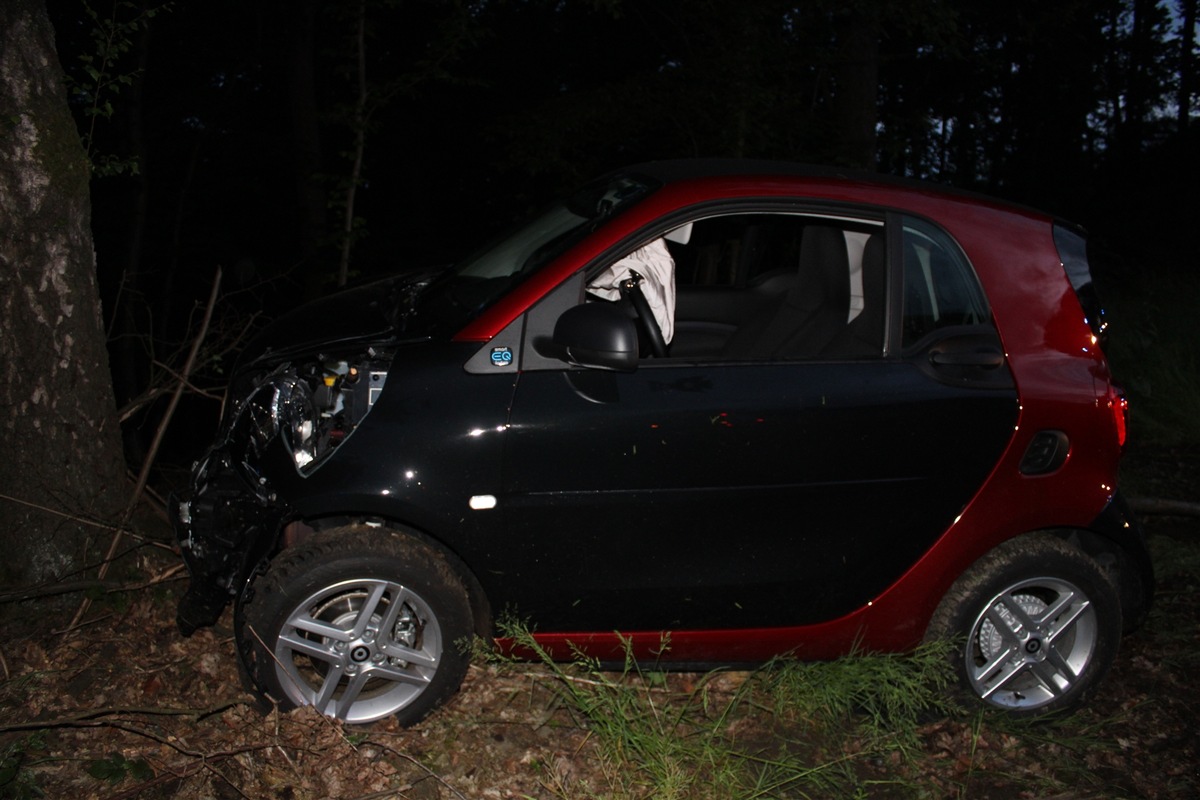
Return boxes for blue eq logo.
[490,347,513,367]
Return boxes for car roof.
[617,158,1061,223]
[622,158,871,183]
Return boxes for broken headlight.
[225,354,389,478]
[273,377,318,470]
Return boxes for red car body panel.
[476,170,1127,663]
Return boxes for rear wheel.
[926,534,1122,716]
[238,526,474,725]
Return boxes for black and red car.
[175,160,1152,725]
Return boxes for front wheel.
[925,534,1122,717]
[238,526,474,725]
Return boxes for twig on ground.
[0,492,126,533]
[0,699,249,734]
[0,578,121,603]
[101,741,273,800]
[363,739,470,800]
[0,565,184,604]
[101,756,213,800]
[52,612,114,635]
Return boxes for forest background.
[45,0,1200,473]
[0,0,1194,625]
[0,2,1198,797]
[71,1,1200,455]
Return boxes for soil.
[1,445,1197,799]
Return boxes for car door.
[492,210,1019,634]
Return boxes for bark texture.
[0,0,127,586]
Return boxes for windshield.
[411,173,658,334]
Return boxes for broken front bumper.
[174,447,286,635]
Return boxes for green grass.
[489,581,1200,800]
[762,643,956,741]
[496,619,959,799]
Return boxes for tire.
[925,534,1122,717]
[238,525,474,725]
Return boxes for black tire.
[925,534,1122,717]
[238,525,474,725]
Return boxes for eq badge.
[490,346,513,367]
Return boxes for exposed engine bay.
[238,355,390,474]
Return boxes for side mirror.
[552,303,639,372]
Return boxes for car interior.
[617,212,888,361]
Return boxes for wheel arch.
[259,512,494,642]
[1052,525,1153,634]
[923,523,1145,644]
[923,529,1124,715]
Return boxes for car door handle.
[929,347,1005,368]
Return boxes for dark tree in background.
[1181,0,1198,131]
[0,0,126,587]
[48,0,1193,325]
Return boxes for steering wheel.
[619,271,668,358]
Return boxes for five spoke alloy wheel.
[240,526,474,725]
[274,577,443,723]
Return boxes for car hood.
[239,271,439,367]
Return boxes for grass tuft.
[493,618,957,799]
[759,641,959,755]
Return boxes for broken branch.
[71,266,223,631]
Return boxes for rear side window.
[901,217,989,348]
[1053,223,1106,343]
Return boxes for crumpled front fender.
[174,445,288,634]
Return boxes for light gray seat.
[724,225,850,359]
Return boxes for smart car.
[174,160,1152,725]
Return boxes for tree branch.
[0,699,248,734]
[1129,496,1200,517]
[0,564,184,604]
[71,267,223,631]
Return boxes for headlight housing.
[221,354,390,478]
[273,377,318,470]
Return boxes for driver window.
[586,237,678,358]
[666,213,886,360]
[568,212,887,364]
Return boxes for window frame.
[895,214,993,354]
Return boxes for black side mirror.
[552,303,639,372]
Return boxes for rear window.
[901,217,990,348]
[1053,223,1106,343]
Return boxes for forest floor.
[1,444,1197,800]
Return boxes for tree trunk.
[278,0,330,297]
[830,2,880,170]
[0,0,128,588]
[337,0,369,289]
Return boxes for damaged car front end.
[175,284,404,635]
